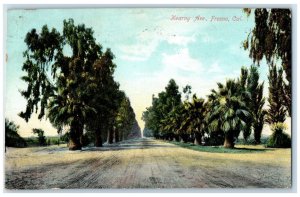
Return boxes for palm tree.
[161,104,183,141]
[180,95,206,145]
[48,91,96,150]
[208,80,251,148]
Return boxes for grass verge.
[166,141,270,154]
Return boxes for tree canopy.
[244,8,291,116]
[19,19,138,150]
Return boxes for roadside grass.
[167,141,271,154]
[25,136,66,147]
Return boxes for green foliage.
[84,49,122,146]
[32,128,47,146]
[238,66,266,144]
[142,79,182,138]
[183,85,192,100]
[267,122,291,148]
[5,119,27,148]
[19,19,132,150]
[207,79,251,148]
[24,136,62,147]
[244,9,291,115]
[81,132,94,147]
[247,66,266,144]
[179,95,207,144]
[60,132,70,143]
[127,119,142,139]
[115,95,137,141]
[266,65,287,124]
[237,67,251,142]
[160,104,184,136]
[204,131,224,146]
[143,128,153,137]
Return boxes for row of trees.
[143,64,289,148]
[143,8,291,149]
[19,19,140,150]
[244,8,291,147]
[142,65,267,148]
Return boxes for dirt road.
[5,138,291,189]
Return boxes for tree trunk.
[69,123,82,150]
[122,130,125,141]
[180,134,188,143]
[95,130,103,147]
[107,128,113,144]
[119,130,124,141]
[168,133,173,141]
[254,126,262,144]
[223,133,234,148]
[115,128,119,143]
[174,134,180,142]
[194,132,202,145]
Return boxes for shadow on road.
[82,138,175,152]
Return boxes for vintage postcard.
[4,7,293,190]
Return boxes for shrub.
[32,128,47,146]
[5,119,27,148]
[204,132,224,146]
[267,122,291,148]
[81,133,93,147]
[60,132,70,143]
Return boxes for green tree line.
[143,8,291,149]
[17,19,140,150]
[143,65,290,148]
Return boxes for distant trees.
[142,79,181,140]
[5,119,27,148]
[32,128,47,146]
[19,19,139,150]
[115,95,137,142]
[143,128,153,137]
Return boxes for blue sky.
[5,8,271,137]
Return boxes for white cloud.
[162,48,203,72]
[165,34,196,46]
[119,40,158,62]
[119,23,198,62]
[207,61,223,73]
[120,55,148,62]
[201,33,225,44]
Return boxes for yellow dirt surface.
[5,138,291,189]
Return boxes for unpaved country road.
[5,138,291,189]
